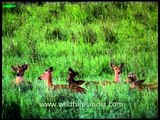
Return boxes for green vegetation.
[2,2,158,119]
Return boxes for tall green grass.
[2,2,158,119]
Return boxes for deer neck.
[67,75,71,81]
[15,76,24,85]
[130,82,136,89]
[46,75,53,87]
[67,75,74,83]
[114,71,121,83]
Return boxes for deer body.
[125,72,158,90]
[131,81,158,90]
[38,67,86,93]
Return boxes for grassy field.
[2,2,158,119]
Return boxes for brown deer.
[67,68,85,86]
[125,72,158,90]
[11,64,32,88]
[38,67,86,93]
[67,62,124,86]
[110,62,124,83]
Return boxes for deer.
[67,62,124,86]
[67,68,85,86]
[110,62,124,83]
[11,64,32,89]
[38,67,86,93]
[125,72,158,90]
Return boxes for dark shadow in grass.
[46,28,67,41]
[2,101,21,119]
[102,26,117,44]
[83,28,97,45]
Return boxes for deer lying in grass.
[11,64,32,89]
[110,62,124,83]
[67,62,124,86]
[125,72,158,90]
[67,68,85,86]
[38,67,86,93]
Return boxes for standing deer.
[38,67,86,93]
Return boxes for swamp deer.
[125,72,158,90]
[38,67,86,93]
[67,68,85,86]
[67,62,124,86]
[11,64,32,88]
[110,62,124,83]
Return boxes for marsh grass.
[2,2,158,119]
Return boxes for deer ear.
[11,65,17,71]
[49,67,53,71]
[68,67,72,71]
[110,62,115,69]
[136,79,145,85]
[119,63,124,69]
[22,64,29,70]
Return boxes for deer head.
[110,62,124,83]
[11,64,29,77]
[38,67,53,87]
[125,72,137,83]
[38,67,53,80]
[67,67,78,81]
